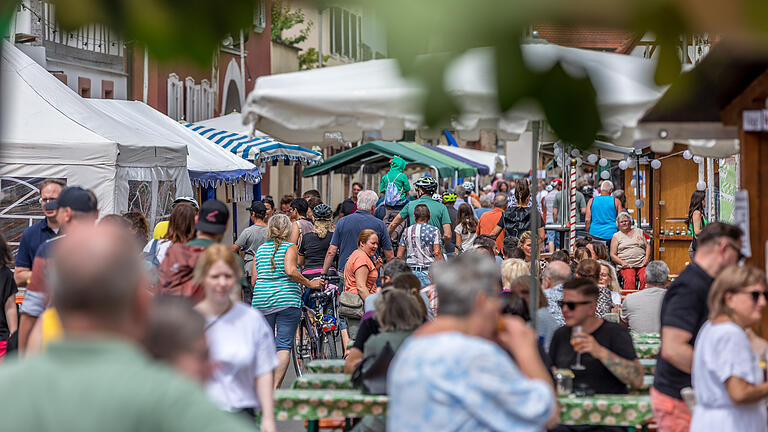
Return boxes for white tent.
[436,145,506,175]
[0,40,192,227]
[87,100,261,189]
[243,43,666,145]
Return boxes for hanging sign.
[733,190,752,258]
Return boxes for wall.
[270,41,300,74]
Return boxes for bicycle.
[291,274,342,376]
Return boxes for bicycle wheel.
[292,312,316,376]
[324,331,339,359]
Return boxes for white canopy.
[87,100,261,188]
[0,40,192,223]
[243,43,666,145]
[436,145,506,175]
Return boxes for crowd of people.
[0,162,765,432]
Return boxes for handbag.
[351,341,395,395]
[338,291,364,319]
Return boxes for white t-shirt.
[204,302,279,411]
[142,239,171,263]
[454,223,477,251]
[690,321,767,432]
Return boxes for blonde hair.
[501,258,530,291]
[193,244,242,284]
[518,231,532,247]
[314,219,332,239]
[598,260,621,293]
[708,265,767,320]
[267,214,292,272]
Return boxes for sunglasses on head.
[557,300,592,310]
[725,241,745,261]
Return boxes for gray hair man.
[585,180,622,244]
[0,224,254,432]
[541,260,572,326]
[387,252,557,430]
[621,260,669,333]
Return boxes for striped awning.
[184,123,323,164]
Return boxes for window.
[78,77,91,98]
[330,7,361,61]
[201,80,214,121]
[253,0,266,33]
[1,177,67,255]
[101,80,114,99]
[127,179,177,229]
[167,73,183,120]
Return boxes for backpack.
[502,206,532,239]
[384,173,405,206]
[143,239,162,284]
[152,242,207,303]
[383,206,406,244]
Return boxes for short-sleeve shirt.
[620,287,665,333]
[298,232,333,270]
[496,206,545,239]
[399,196,451,232]
[613,228,646,268]
[21,235,64,318]
[399,223,440,266]
[0,267,18,340]
[691,321,767,431]
[343,249,378,295]
[234,224,268,270]
[553,190,587,224]
[204,302,279,411]
[330,210,393,274]
[388,332,555,431]
[477,208,505,253]
[251,240,301,310]
[549,321,637,394]
[15,219,57,269]
[654,262,714,400]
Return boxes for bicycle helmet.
[172,196,199,210]
[432,193,442,202]
[414,176,438,194]
[461,181,475,192]
[312,203,333,220]
[441,191,458,203]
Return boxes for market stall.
[87,100,261,240]
[0,41,192,247]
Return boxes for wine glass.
[571,325,586,370]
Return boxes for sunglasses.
[39,197,56,204]
[725,241,745,261]
[742,290,768,302]
[557,300,593,310]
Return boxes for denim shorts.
[263,307,301,351]
[546,230,560,249]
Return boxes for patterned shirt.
[543,284,565,326]
[251,240,301,310]
[388,331,554,432]
[399,223,440,267]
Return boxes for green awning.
[398,142,477,179]
[302,141,478,178]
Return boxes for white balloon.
[618,161,627,170]
[630,179,637,188]
[692,155,703,164]
[626,158,636,169]
[697,181,707,191]
[683,150,693,160]
[600,170,610,180]
[650,159,661,169]
[576,157,583,167]
[599,158,608,167]
[571,149,581,157]
[635,200,644,209]
[587,154,598,164]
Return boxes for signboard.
[733,190,752,258]
[719,157,738,223]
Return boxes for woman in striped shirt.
[252,214,322,388]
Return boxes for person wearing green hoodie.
[379,156,411,205]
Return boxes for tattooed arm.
[572,332,644,388]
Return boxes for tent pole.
[529,121,541,330]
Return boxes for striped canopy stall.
[185,122,323,165]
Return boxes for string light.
[17,3,121,53]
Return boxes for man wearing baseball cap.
[18,186,99,352]
[233,201,268,283]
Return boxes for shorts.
[412,269,431,288]
[546,230,560,249]
[263,307,301,351]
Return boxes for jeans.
[413,269,431,288]
[263,307,301,351]
[619,266,647,291]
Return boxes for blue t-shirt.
[330,210,393,274]
[589,195,618,240]
[15,219,57,269]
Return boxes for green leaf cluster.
[271,0,312,47]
